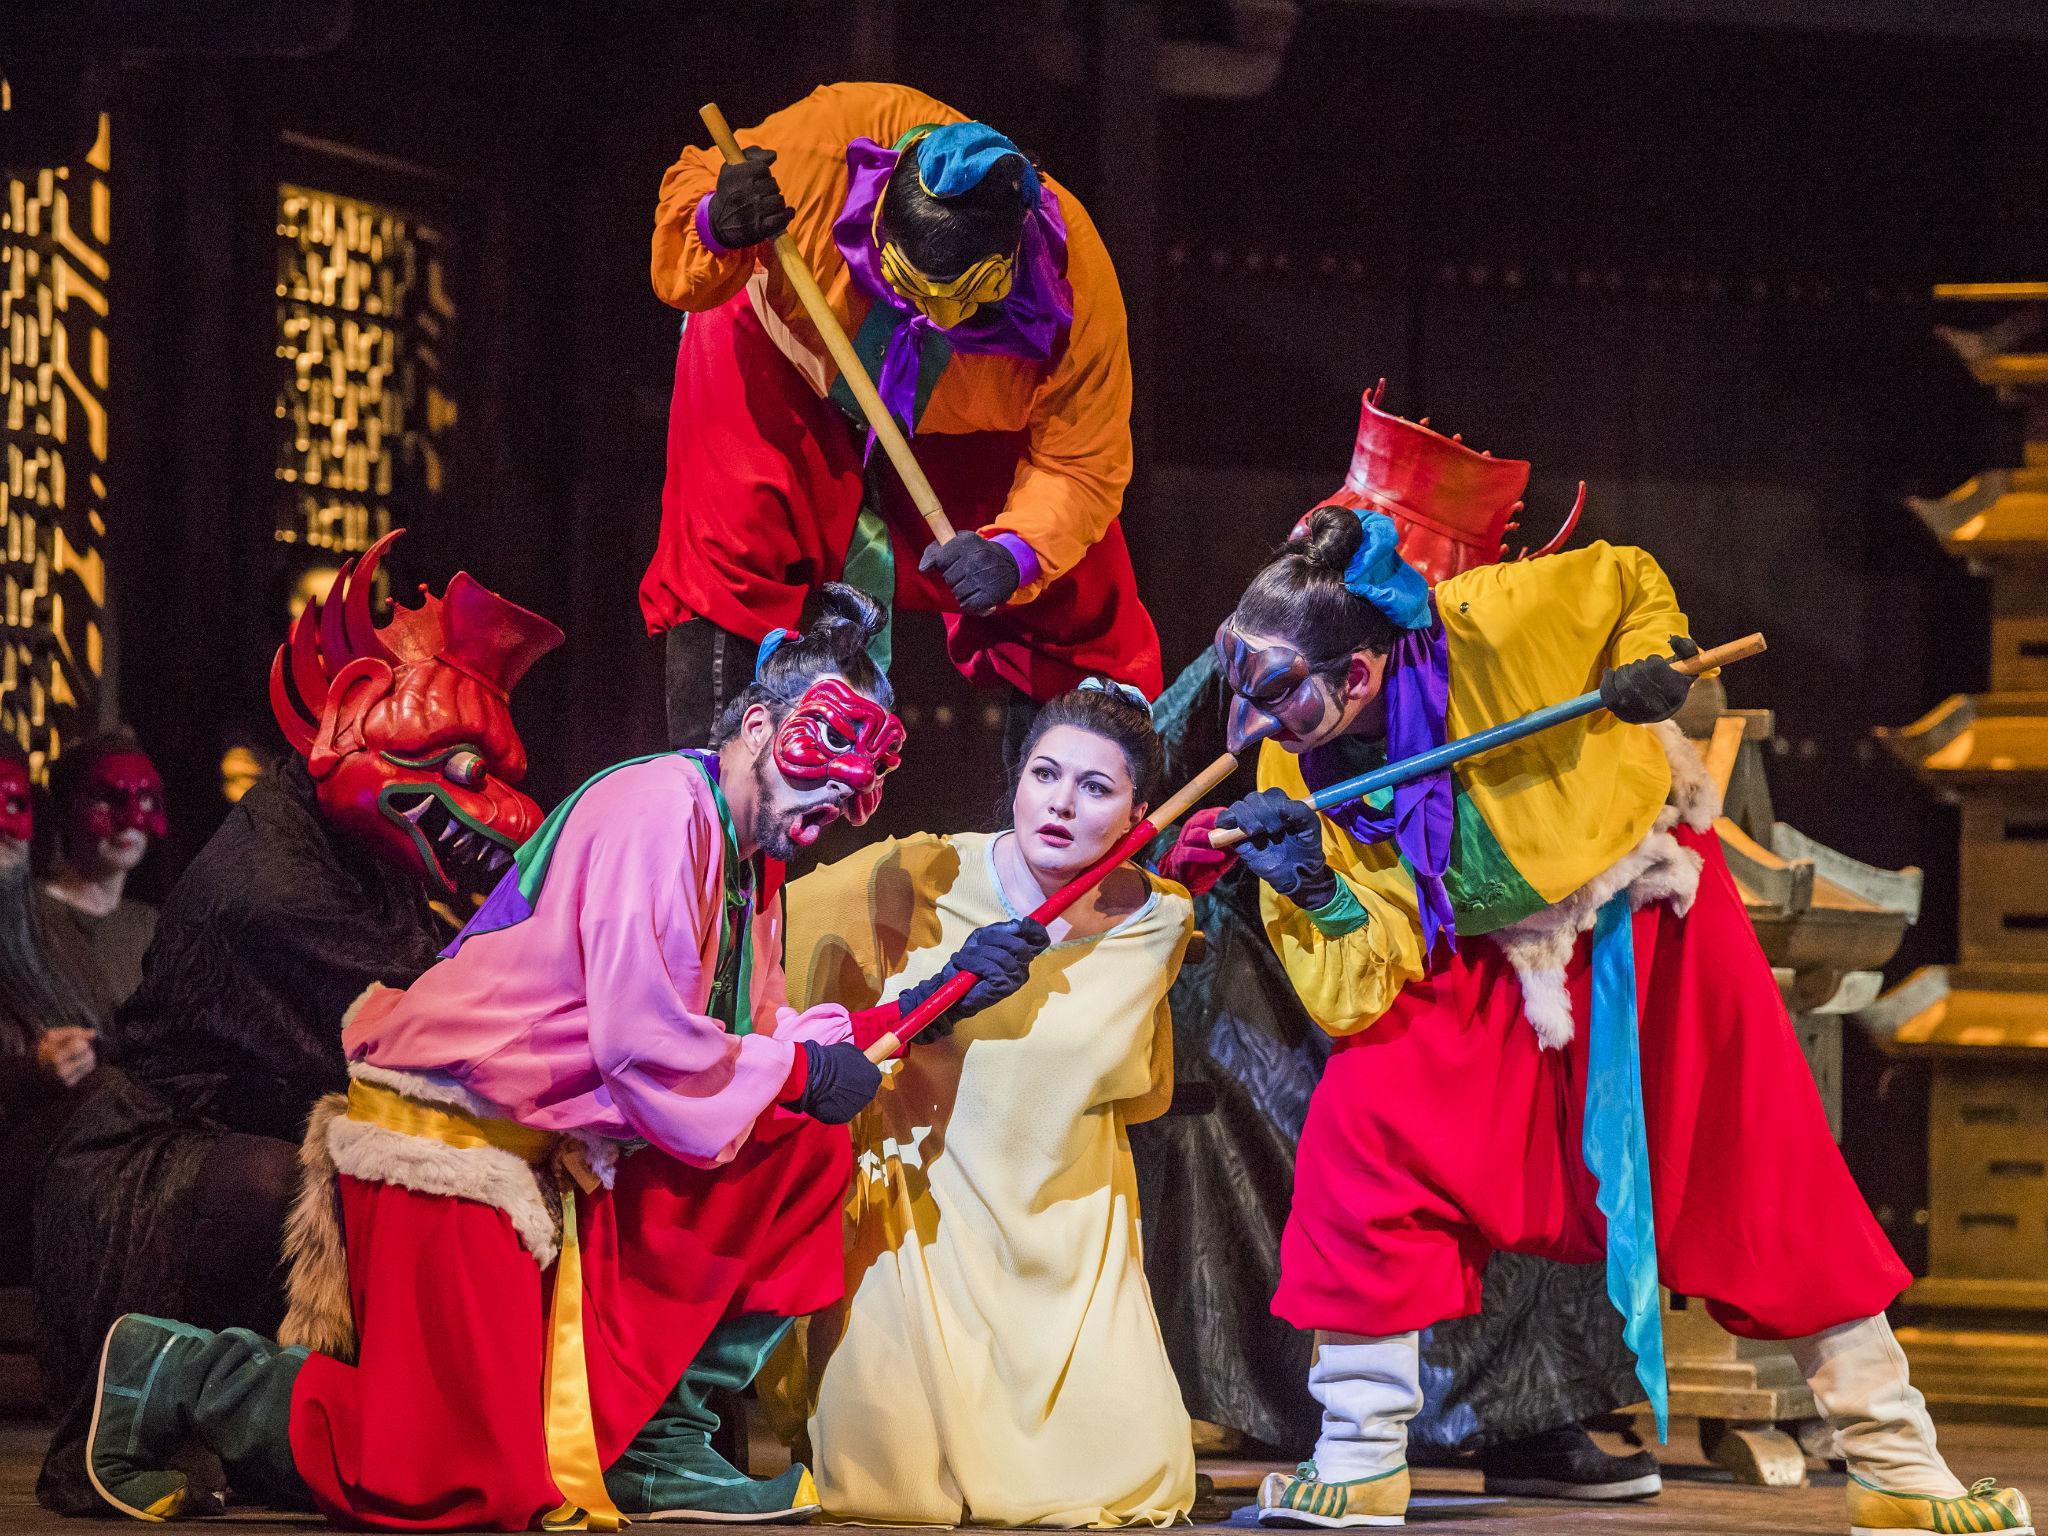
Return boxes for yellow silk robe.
[1261,541,1693,1035]
[784,831,1196,1527]
[651,82,1132,601]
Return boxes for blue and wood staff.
[1206,632,1766,852]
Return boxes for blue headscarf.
[913,122,1041,208]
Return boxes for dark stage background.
[10,0,2048,1269]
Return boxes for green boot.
[605,1313,820,1523]
[87,1315,311,1522]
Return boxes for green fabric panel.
[824,303,954,434]
[840,506,895,677]
[1304,879,1373,938]
[1314,738,1546,936]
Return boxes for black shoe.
[1478,1423,1661,1502]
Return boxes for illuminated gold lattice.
[0,110,111,781]
[274,183,455,554]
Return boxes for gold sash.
[344,1081,626,1530]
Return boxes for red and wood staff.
[863,751,1243,1062]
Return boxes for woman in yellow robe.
[783,680,1196,1527]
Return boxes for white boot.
[1790,1314,2033,1535]
[1309,1330,1422,1481]
[1256,1332,1420,1528]
[1788,1314,1964,1498]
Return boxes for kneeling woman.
[783,681,1198,1528]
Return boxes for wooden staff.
[699,102,956,544]
[1208,633,1767,851]
[864,751,1242,1062]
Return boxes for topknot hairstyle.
[1232,505,1398,666]
[880,148,1033,282]
[710,583,894,746]
[1014,683,1164,809]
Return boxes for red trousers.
[637,292,1163,702]
[286,1112,850,1530]
[1275,826,1909,1343]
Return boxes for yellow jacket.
[651,82,1132,600]
[1261,541,1690,1035]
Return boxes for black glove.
[919,533,1021,615]
[1216,788,1336,909]
[792,1039,883,1124]
[707,146,794,250]
[898,918,1050,1036]
[1599,635,1700,724]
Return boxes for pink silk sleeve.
[573,767,801,1167]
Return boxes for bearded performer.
[35,532,561,1515]
[82,585,1047,1531]
[1167,493,2031,1534]
[1143,393,1652,1502]
[641,81,1161,748]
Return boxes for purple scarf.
[831,138,1074,452]
[1304,615,1458,972]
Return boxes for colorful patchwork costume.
[1181,413,2031,1534]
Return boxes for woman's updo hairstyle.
[710,582,894,746]
[1014,681,1164,809]
[1233,505,1400,667]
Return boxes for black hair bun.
[1295,505,1365,573]
[804,582,886,663]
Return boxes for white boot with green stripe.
[1791,1316,2032,1536]
[1256,1331,1419,1529]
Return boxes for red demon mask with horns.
[269,530,564,899]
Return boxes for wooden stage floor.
[0,1418,2039,1532]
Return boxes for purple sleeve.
[987,531,1042,591]
[694,192,736,258]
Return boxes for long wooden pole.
[1208,633,1766,851]
[699,103,955,544]
[864,751,1241,1062]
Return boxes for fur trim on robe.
[1486,721,1722,1050]
[276,1056,626,1361]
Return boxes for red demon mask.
[269,530,564,898]
[67,749,169,848]
[770,677,905,826]
[0,758,31,845]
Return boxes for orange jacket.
[651,82,1132,600]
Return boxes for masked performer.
[82,585,1045,1532]
[34,532,561,1515]
[1144,392,1654,1502]
[780,678,1193,1527]
[642,81,1160,748]
[1173,506,2030,1536]
[0,743,106,1284]
[38,729,166,1021]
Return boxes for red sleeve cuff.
[776,1044,809,1105]
[848,1001,905,1055]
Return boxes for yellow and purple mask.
[873,122,1040,331]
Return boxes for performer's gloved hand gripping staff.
[1172,507,2031,1536]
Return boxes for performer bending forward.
[781,680,1197,1526]
[1181,508,2031,1536]
[643,81,1161,746]
[81,587,1036,1531]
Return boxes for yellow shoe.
[1847,1474,2033,1535]
[1255,1462,1409,1528]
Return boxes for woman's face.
[1011,725,1144,881]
